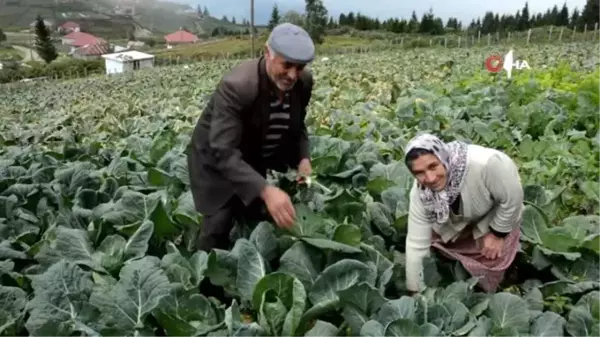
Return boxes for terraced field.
[0,41,598,336]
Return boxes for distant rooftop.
[101,50,155,62]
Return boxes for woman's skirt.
[431,226,521,292]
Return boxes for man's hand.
[261,185,295,229]
[297,158,312,183]
[481,232,504,260]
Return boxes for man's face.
[409,153,447,191]
[265,47,306,91]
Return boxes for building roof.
[164,29,199,43]
[101,50,155,62]
[72,42,110,56]
[60,21,80,29]
[62,31,105,47]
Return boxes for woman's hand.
[481,232,504,260]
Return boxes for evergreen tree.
[571,8,580,28]
[580,0,599,29]
[34,15,57,64]
[418,11,433,33]
[231,16,236,24]
[408,11,419,33]
[550,5,560,25]
[203,6,209,16]
[346,12,355,26]
[558,2,570,26]
[481,11,496,33]
[268,4,280,31]
[304,0,328,44]
[327,16,335,28]
[0,27,6,42]
[301,2,587,36]
[518,2,530,30]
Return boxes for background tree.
[304,0,328,44]
[571,8,581,28]
[580,0,599,29]
[517,2,530,30]
[280,10,305,27]
[557,3,570,26]
[0,27,6,43]
[34,15,57,64]
[418,8,444,34]
[268,4,280,31]
[408,11,419,33]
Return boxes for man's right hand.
[261,185,295,229]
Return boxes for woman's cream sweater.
[404,144,524,292]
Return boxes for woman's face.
[409,153,447,191]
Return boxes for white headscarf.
[405,133,469,225]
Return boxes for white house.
[101,51,154,75]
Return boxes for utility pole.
[250,0,255,58]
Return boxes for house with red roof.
[70,42,112,60]
[58,21,80,34]
[164,29,199,47]
[61,31,106,50]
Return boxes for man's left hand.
[481,232,504,260]
[297,158,312,183]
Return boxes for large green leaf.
[89,256,173,335]
[25,260,99,336]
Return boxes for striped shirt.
[262,91,291,159]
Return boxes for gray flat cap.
[267,23,315,64]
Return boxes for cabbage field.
[0,41,598,336]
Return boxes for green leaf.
[89,256,173,335]
[487,292,530,334]
[236,239,267,304]
[25,260,99,336]
[385,318,421,336]
[307,259,372,316]
[333,224,362,246]
[530,311,566,337]
[153,287,224,336]
[278,241,323,290]
[305,320,339,336]
[0,285,28,336]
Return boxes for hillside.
[0,0,247,38]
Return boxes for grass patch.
[0,45,23,61]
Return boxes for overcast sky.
[172,0,587,25]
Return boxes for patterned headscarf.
[404,133,469,225]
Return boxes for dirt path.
[12,45,42,62]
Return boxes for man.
[187,22,315,253]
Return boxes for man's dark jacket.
[187,56,313,216]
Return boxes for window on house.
[133,60,140,70]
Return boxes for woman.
[403,133,524,293]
